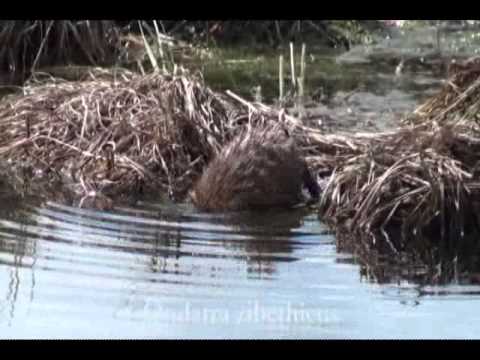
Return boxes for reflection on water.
[1,194,480,339]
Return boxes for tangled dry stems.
[1,57,480,252]
[305,58,480,251]
[0,70,253,204]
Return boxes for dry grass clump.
[0,69,250,204]
[303,58,480,252]
[405,56,480,125]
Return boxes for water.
[1,197,480,339]
[197,24,480,132]
[193,46,443,134]
[2,24,480,339]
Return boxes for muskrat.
[190,123,320,211]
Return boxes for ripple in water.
[1,187,480,338]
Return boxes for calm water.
[2,24,480,339]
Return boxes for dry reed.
[305,57,480,252]
[0,69,251,205]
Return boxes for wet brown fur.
[190,123,320,211]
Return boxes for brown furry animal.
[190,123,320,211]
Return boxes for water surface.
[1,197,480,339]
